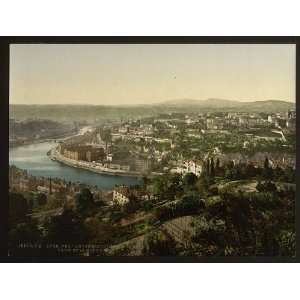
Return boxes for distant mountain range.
[10,99,295,122]
[157,98,239,107]
[156,98,295,110]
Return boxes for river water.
[9,141,141,190]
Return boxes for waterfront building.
[134,157,151,173]
[63,146,87,160]
[61,144,105,162]
[86,148,105,162]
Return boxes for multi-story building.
[61,144,105,162]
[176,160,203,176]
[113,186,130,206]
[206,118,224,130]
[86,148,105,162]
[239,117,265,128]
[134,157,151,173]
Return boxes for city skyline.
[10,44,296,105]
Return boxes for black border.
[0,36,299,263]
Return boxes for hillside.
[158,98,295,111]
[10,99,295,122]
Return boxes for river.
[9,141,141,190]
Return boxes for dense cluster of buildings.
[58,143,105,162]
[111,110,296,137]
[9,165,107,208]
[203,110,296,131]
[10,166,72,195]
[51,108,296,178]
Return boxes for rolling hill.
[10,99,295,122]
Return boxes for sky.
[10,44,296,105]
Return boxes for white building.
[106,153,113,161]
[118,125,130,134]
[113,186,130,206]
[268,115,274,123]
[176,160,203,176]
[37,186,49,193]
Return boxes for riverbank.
[48,147,161,178]
[9,130,78,148]
[10,141,141,189]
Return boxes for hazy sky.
[10,44,296,105]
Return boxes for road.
[27,208,64,219]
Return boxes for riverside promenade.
[48,147,154,178]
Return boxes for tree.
[245,163,256,178]
[9,220,41,245]
[178,192,205,214]
[256,181,264,192]
[123,195,140,214]
[152,174,183,201]
[191,219,226,255]
[277,231,295,256]
[8,220,42,256]
[264,181,277,193]
[216,158,220,170]
[142,176,150,190]
[183,172,198,187]
[142,231,178,256]
[33,193,47,208]
[196,175,209,195]
[75,188,95,213]
[228,160,234,169]
[263,157,273,180]
[264,157,269,169]
[210,158,215,177]
[44,209,89,244]
[285,167,296,183]
[273,166,284,181]
[9,192,28,224]
[206,159,210,176]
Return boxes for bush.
[75,188,95,213]
[142,231,178,256]
[256,181,277,193]
[9,192,28,224]
[154,193,205,222]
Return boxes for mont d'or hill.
[10,99,295,122]
[158,98,295,110]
